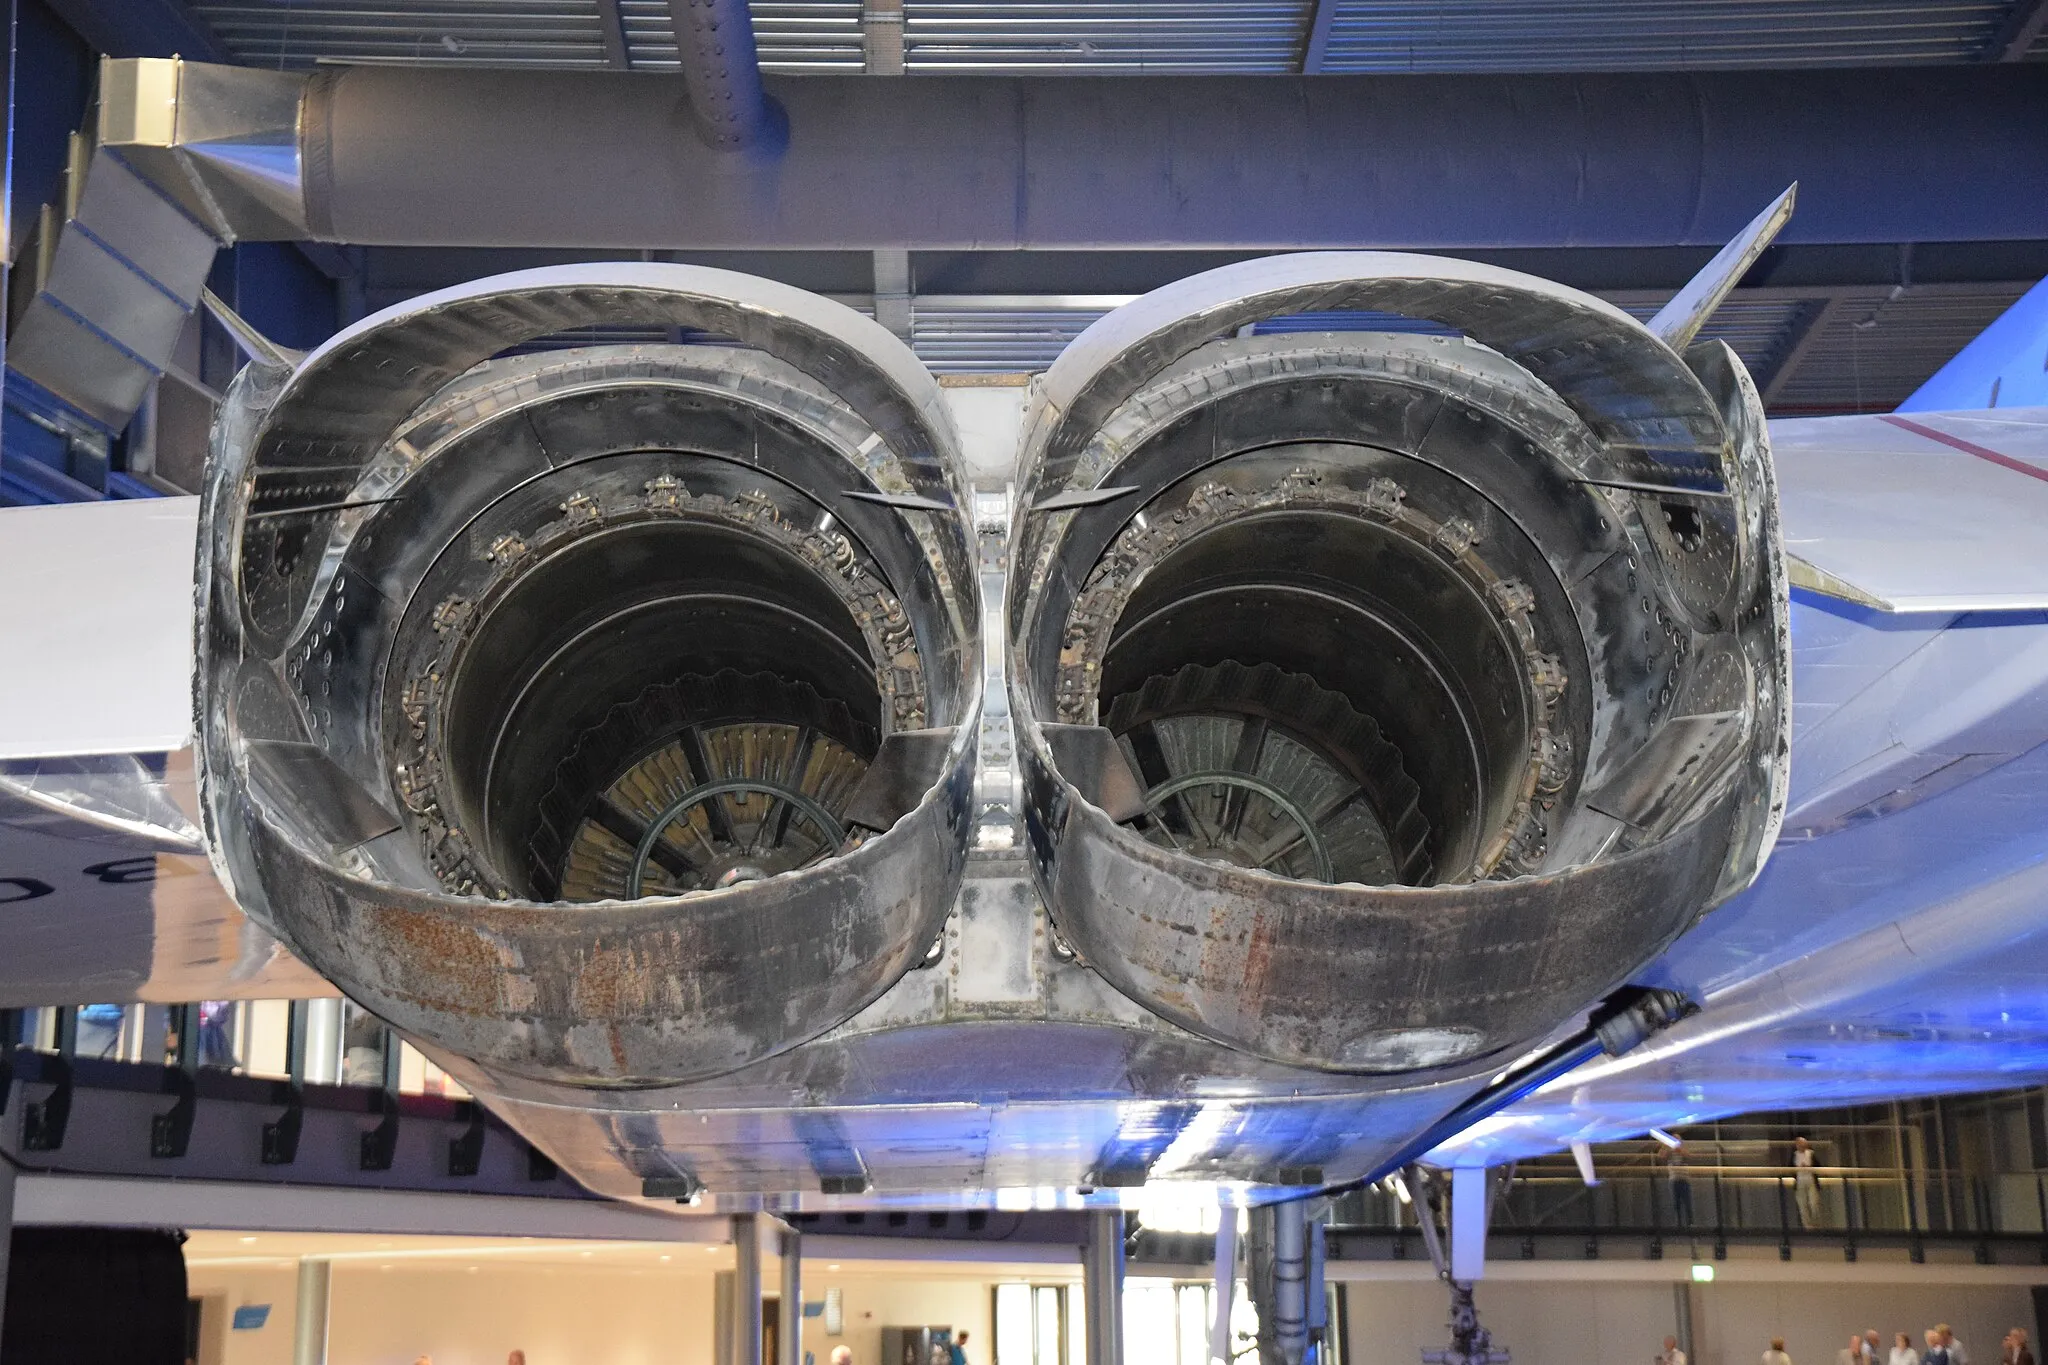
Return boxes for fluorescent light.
[1649,1128,1683,1149]
[1690,1264,1715,1283]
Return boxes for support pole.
[302,1000,343,1085]
[0,1155,17,1351]
[292,1258,331,1365]
[1273,1201,1308,1365]
[1210,1208,1238,1364]
[1084,1210,1125,1365]
[779,1226,802,1365]
[1450,1167,1488,1283]
[1673,1282,1694,1365]
[734,1214,764,1365]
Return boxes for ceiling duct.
[5,100,206,430]
[91,58,2048,251]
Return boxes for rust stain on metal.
[569,936,677,1020]
[368,907,507,1015]
[1240,911,1275,1002]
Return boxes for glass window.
[995,1283,1070,1365]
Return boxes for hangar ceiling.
[187,0,2048,72]
[34,0,2048,411]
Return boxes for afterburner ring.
[626,779,849,899]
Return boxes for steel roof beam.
[1983,0,2048,59]
[1760,297,1846,405]
[1301,0,1338,73]
[597,0,630,68]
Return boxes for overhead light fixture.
[1690,1263,1715,1283]
[1390,1175,1413,1206]
[1649,1128,1683,1149]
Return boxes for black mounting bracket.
[23,1007,78,1152]
[359,1026,402,1172]
[448,1101,486,1177]
[22,1055,73,1152]
[151,1004,200,1158]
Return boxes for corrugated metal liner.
[904,0,1306,72]
[193,0,2037,71]
[623,0,866,70]
[1614,297,1807,375]
[193,1,610,67]
[1319,0,2007,71]
[912,298,1116,372]
[1770,286,2029,414]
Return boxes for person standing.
[1665,1140,1695,1227]
[1764,1339,1794,1365]
[1660,1335,1688,1365]
[1869,1331,1885,1361]
[1793,1137,1823,1227]
[832,1347,854,1365]
[1940,1325,1970,1365]
[1842,1336,1874,1365]
[950,1332,971,1365]
[1926,1331,1951,1365]
[1893,1333,1922,1365]
[2003,1331,2034,1365]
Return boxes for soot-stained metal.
[1010,253,1788,1075]
[190,253,1786,1204]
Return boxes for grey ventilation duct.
[81,58,2048,252]
[3,60,303,434]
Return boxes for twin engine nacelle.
[195,258,1788,1091]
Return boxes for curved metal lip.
[1017,250,1721,502]
[252,746,974,1091]
[450,1012,1514,1112]
[1041,777,1733,1077]
[1045,752,1716,899]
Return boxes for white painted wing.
[1773,406,2048,613]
